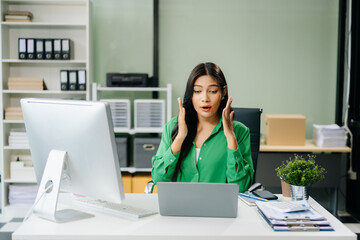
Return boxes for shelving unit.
[92,83,172,134]
[0,0,91,216]
[92,83,172,174]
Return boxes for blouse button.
[199,157,202,160]
[170,159,173,162]
[204,143,206,146]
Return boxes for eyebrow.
[193,84,220,88]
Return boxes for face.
[192,75,225,121]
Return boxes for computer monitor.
[21,98,125,222]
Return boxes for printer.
[107,73,157,87]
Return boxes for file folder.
[68,70,77,90]
[61,39,71,60]
[255,201,334,231]
[36,39,44,59]
[44,39,53,60]
[53,39,61,59]
[18,38,26,59]
[26,39,35,59]
[60,70,69,91]
[77,70,86,91]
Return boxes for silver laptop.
[157,182,238,218]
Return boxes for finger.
[225,96,232,112]
[178,97,183,109]
[230,110,234,122]
[227,96,233,109]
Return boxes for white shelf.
[3,146,30,150]
[114,128,163,134]
[3,120,24,124]
[2,0,86,4]
[0,0,91,217]
[4,179,37,183]
[3,90,86,94]
[120,167,152,174]
[2,22,86,28]
[93,83,172,123]
[97,86,169,92]
[2,59,87,64]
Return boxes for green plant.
[275,154,326,186]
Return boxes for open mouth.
[201,106,211,111]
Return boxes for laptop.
[157,182,238,218]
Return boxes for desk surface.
[260,140,351,153]
[13,193,356,240]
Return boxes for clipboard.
[257,208,334,231]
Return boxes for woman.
[151,62,254,192]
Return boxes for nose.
[200,91,209,102]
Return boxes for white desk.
[13,193,356,240]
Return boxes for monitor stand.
[33,150,94,223]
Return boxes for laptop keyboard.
[75,198,157,220]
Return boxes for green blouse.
[151,117,254,192]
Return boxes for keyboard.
[266,200,310,213]
[75,198,158,220]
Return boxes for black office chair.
[145,107,262,193]
[232,107,262,183]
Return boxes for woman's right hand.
[171,97,188,154]
[176,97,188,140]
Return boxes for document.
[256,201,334,231]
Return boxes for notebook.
[157,182,238,218]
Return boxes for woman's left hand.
[222,96,238,150]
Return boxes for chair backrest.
[232,107,262,183]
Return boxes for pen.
[239,193,268,202]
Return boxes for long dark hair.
[171,62,229,179]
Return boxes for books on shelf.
[8,77,46,91]
[4,10,33,22]
[9,184,38,206]
[256,200,334,231]
[8,129,29,148]
[313,124,347,147]
[4,107,23,120]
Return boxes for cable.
[23,182,54,222]
[343,0,356,180]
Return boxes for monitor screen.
[21,98,125,221]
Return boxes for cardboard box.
[132,174,157,193]
[264,114,306,146]
[121,174,132,193]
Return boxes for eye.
[193,90,201,94]
[209,90,218,94]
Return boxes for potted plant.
[275,154,326,200]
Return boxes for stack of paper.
[4,107,23,120]
[4,11,33,22]
[256,200,334,231]
[8,77,46,91]
[9,184,38,206]
[8,129,29,148]
[313,124,347,147]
